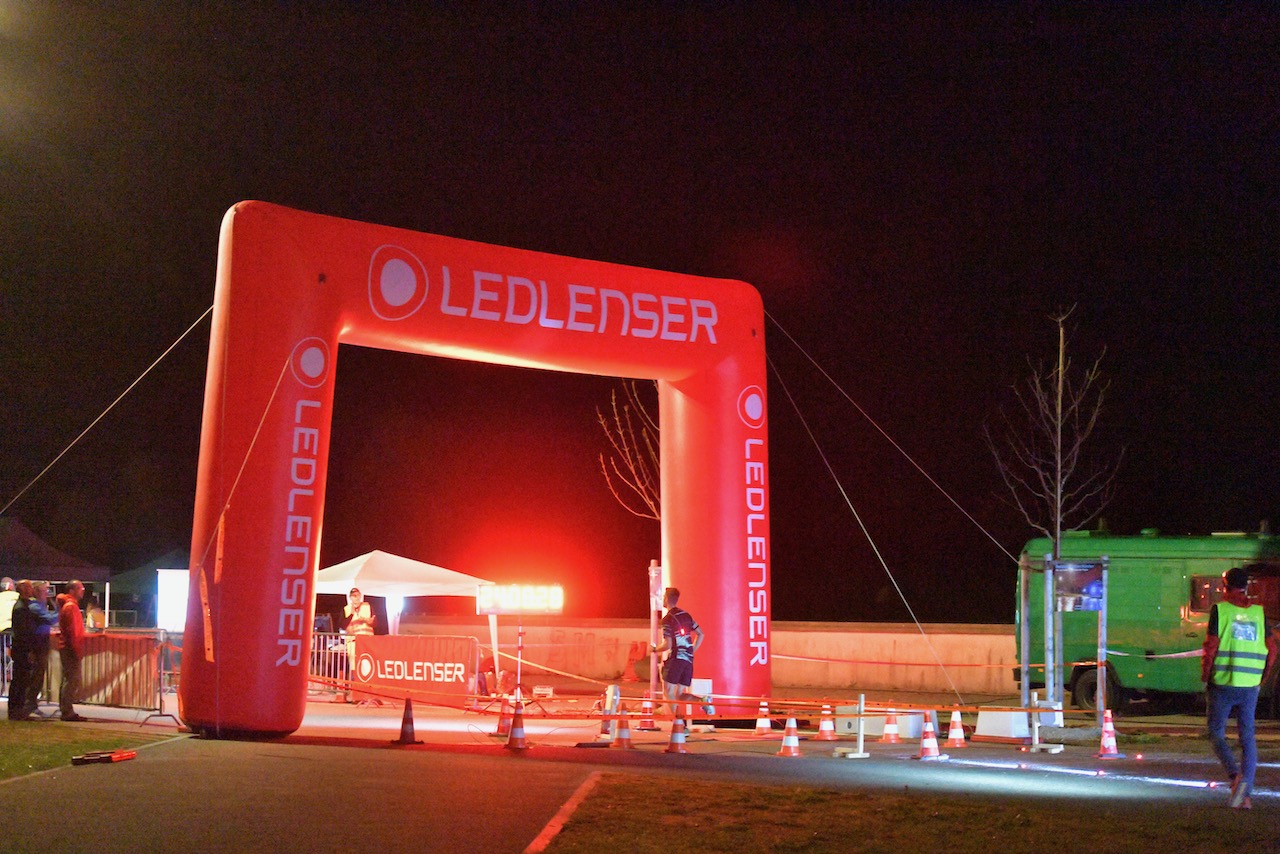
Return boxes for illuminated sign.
[476,583,565,615]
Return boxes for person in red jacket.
[57,580,87,722]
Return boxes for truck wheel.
[1072,668,1128,714]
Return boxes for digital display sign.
[476,583,565,615]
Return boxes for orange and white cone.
[495,697,513,738]
[611,715,635,749]
[915,718,948,761]
[638,692,659,731]
[665,718,689,754]
[880,710,902,744]
[815,703,839,741]
[776,717,803,757]
[755,700,773,736]
[1096,708,1125,759]
[944,710,968,748]
[504,701,529,751]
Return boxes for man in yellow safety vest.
[1202,566,1277,809]
[342,588,376,702]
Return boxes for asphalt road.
[3,695,1276,853]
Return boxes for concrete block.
[835,706,924,738]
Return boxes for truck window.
[1191,568,1280,621]
[1190,576,1224,613]
[1248,575,1280,623]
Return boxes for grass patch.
[546,773,1276,853]
[0,720,177,780]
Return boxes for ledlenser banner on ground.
[351,635,477,703]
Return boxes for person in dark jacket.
[8,580,59,720]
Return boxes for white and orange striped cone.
[611,715,635,750]
[495,697,512,738]
[1096,709,1125,759]
[638,692,659,731]
[754,700,773,736]
[665,718,689,754]
[504,701,529,751]
[944,710,968,748]
[880,710,902,744]
[815,703,839,741]
[914,718,948,761]
[776,717,803,757]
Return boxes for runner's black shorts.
[662,658,693,688]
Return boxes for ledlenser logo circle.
[355,653,375,683]
[289,338,330,389]
[737,385,766,429]
[368,244,429,321]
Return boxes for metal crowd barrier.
[309,631,349,694]
[4,629,178,717]
[6,629,415,708]
[3,628,414,711]
[80,630,162,708]
[1,633,11,699]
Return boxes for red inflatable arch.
[179,202,771,735]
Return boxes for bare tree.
[596,380,660,520]
[984,309,1124,559]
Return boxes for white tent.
[314,550,491,599]
[314,550,494,639]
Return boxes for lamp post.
[649,559,662,701]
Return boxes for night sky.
[1,5,1276,623]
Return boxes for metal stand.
[1028,691,1063,753]
[834,693,870,759]
[142,630,180,727]
[512,620,550,714]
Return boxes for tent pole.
[488,613,500,694]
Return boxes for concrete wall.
[400,616,1018,696]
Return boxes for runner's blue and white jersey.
[661,607,700,663]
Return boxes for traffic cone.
[638,692,659,731]
[754,700,773,736]
[495,697,512,738]
[665,718,689,754]
[505,701,529,751]
[391,698,423,745]
[815,703,838,741]
[1096,708,1125,759]
[944,710,968,748]
[880,710,902,744]
[622,642,641,682]
[776,717,802,757]
[611,715,635,749]
[915,717,947,761]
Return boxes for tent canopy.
[110,548,189,596]
[313,550,491,599]
[0,518,111,583]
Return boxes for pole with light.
[648,559,662,702]
[476,583,565,703]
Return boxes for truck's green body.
[1016,529,1280,708]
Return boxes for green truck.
[1016,528,1280,713]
